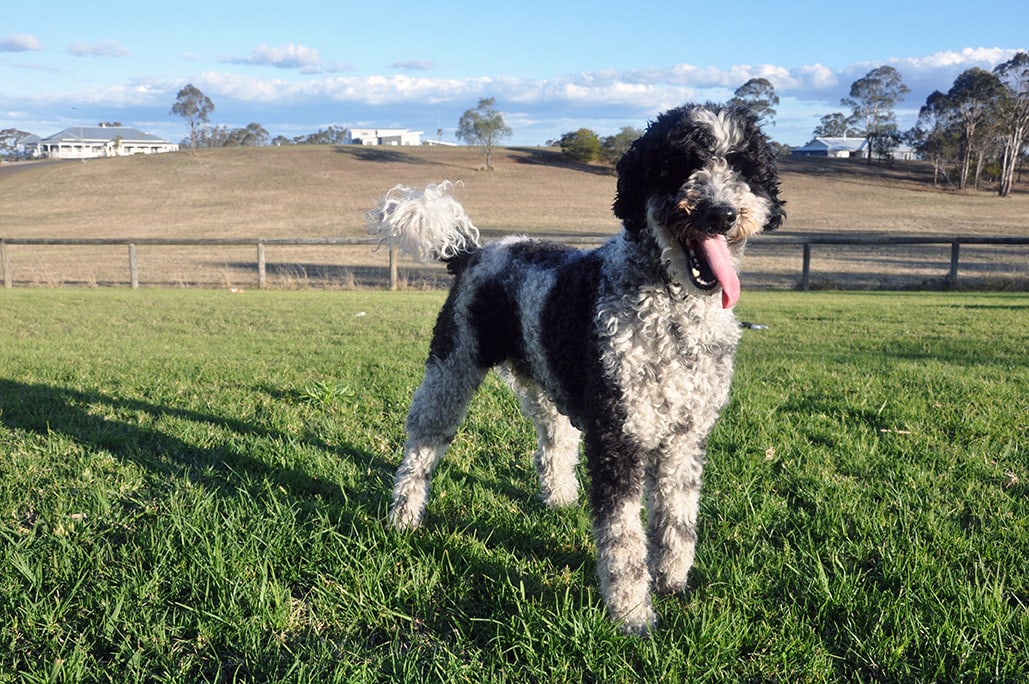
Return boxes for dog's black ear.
[614,104,709,235]
[758,156,786,232]
[612,130,650,235]
[736,106,786,232]
[764,197,786,231]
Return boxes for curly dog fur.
[368,103,784,634]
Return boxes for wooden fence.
[1,235,1026,291]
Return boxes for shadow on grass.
[508,146,616,177]
[333,146,435,165]
[0,378,599,635]
[0,378,389,526]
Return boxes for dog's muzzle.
[695,203,738,235]
[677,201,741,309]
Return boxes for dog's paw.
[539,483,579,509]
[653,576,689,596]
[387,503,423,531]
[616,603,658,637]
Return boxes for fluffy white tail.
[366,181,481,262]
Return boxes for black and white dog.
[368,104,784,634]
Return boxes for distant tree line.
[552,127,643,165]
[908,52,1028,195]
[554,77,780,164]
[810,53,1028,196]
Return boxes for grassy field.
[1,147,1027,288]
[0,289,1025,682]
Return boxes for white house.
[29,125,179,159]
[791,137,870,158]
[791,136,917,160]
[344,128,423,146]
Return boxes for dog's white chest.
[597,291,739,449]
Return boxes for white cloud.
[0,33,43,52]
[68,40,128,58]
[5,45,1027,147]
[224,43,317,69]
[219,43,351,74]
[883,47,1021,72]
[794,64,838,90]
[391,60,435,71]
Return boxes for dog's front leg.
[645,437,706,595]
[587,432,655,635]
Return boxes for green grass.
[0,289,1025,682]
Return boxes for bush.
[559,128,601,162]
[601,126,642,164]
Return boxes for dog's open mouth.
[686,235,740,308]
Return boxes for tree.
[812,112,855,138]
[728,78,779,128]
[947,68,1005,190]
[0,128,32,159]
[559,128,601,162]
[195,123,269,147]
[601,126,643,164]
[994,51,1029,197]
[171,83,214,153]
[456,97,511,169]
[229,123,269,147]
[908,90,960,186]
[841,66,910,163]
[292,125,349,145]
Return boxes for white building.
[791,137,870,158]
[29,126,179,159]
[344,128,423,146]
[791,136,917,160]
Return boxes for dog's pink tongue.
[697,235,740,308]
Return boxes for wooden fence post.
[801,242,811,291]
[257,242,266,289]
[1,240,10,289]
[128,243,139,289]
[948,242,960,284]
[389,246,398,291]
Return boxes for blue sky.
[2,1,1027,147]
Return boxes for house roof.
[793,137,869,153]
[40,126,171,144]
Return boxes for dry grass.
[1,146,1026,288]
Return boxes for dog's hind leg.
[389,358,487,530]
[497,365,581,508]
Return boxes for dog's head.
[613,104,785,307]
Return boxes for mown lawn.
[0,289,1025,682]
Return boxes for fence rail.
[1,235,1026,290]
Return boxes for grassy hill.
[0,146,1026,288]
[4,145,1028,238]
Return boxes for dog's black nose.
[716,206,738,230]
[700,204,738,234]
